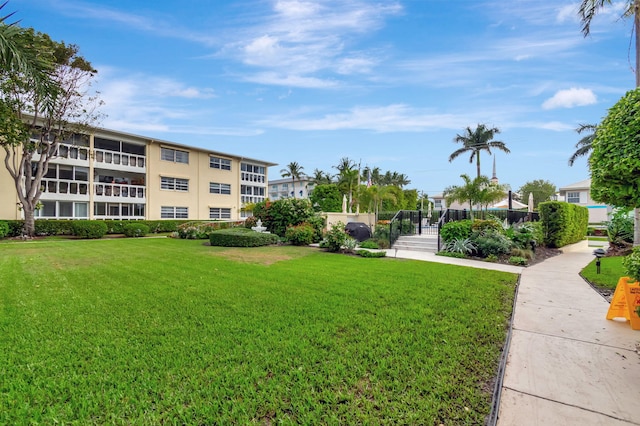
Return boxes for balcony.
[39,179,89,198]
[94,183,146,201]
[93,148,145,172]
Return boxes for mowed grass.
[0,238,518,425]
[581,255,626,290]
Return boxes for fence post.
[418,210,422,235]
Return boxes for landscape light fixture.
[593,248,606,274]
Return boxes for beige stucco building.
[556,179,611,224]
[0,127,275,221]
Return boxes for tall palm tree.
[449,124,510,178]
[280,161,304,199]
[569,123,597,166]
[579,0,640,245]
[310,168,332,185]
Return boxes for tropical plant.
[449,124,510,178]
[322,222,348,252]
[310,168,333,185]
[309,183,342,212]
[444,238,476,255]
[579,1,640,245]
[280,161,305,199]
[568,124,597,166]
[589,88,640,245]
[606,208,634,245]
[443,174,491,218]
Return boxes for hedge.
[71,220,108,239]
[538,201,588,248]
[0,221,8,239]
[209,228,280,247]
[122,222,149,238]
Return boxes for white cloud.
[542,88,597,109]
[258,104,466,132]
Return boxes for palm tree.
[579,1,640,86]
[569,124,597,166]
[280,161,304,199]
[310,168,332,185]
[449,124,510,178]
[443,174,490,219]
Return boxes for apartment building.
[556,179,611,223]
[268,177,315,200]
[0,127,276,221]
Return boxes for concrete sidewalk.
[389,242,640,425]
[496,241,640,425]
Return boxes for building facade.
[0,127,275,221]
[268,177,315,201]
[557,179,611,223]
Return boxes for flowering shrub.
[285,223,315,246]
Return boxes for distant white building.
[268,176,315,200]
[557,179,611,223]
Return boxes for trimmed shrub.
[209,227,279,247]
[6,220,23,237]
[177,221,243,239]
[471,219,502,234]
[357,249,386,258]
[285,223,315,246]
[71,220,107,239]
[440,219,473,243]
[34,220,74,236]
[0,221,8,238]
[123,222,149,238]
[539,201,588,248]
[358,240,380,249]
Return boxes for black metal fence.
[387,208,540,248]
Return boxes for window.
[434,199,443,209]
[161,147,189,164]
[210,182,231,195]
[210,156,231,170]
[210,207,231,219]
[160,177,189,191]
[161,206,188,219]
[567,192,580,204]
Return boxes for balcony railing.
[94,148,145,168]
[40,179,89,195]
[94,183,145,199]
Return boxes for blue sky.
[13,0,636,196]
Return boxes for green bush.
[34,220,74,236]
[435,251,467,259]
[123,222,149,238]
[209,227,279,247]
[253,198,317,237]
[357,249,386,258]
[6,220,23,237]
[358,240,380,249]
[244,216,258,229]
[539,201,588,248]
[177,221,243,239]
[622,246,640,282]
[0,221,8,238]
[305,215,326,243]
[506,222,542,250]
[508,256,528,266]
[607,208,633,244]
[471,219,502,234]
[440,219,473,243]
[473,230,512,258]
[142,220,188,233]
[285,223,315,246]
[322,222,348,252]
[373,225,390,241]
[71,220,107,239]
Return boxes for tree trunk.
[476,155,481,178]
[23,206,35,237]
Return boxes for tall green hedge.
[209,227,280,247]
[538,201,588,248]
[71,220,108,239]
[0,221,8,238]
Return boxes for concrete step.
[392,235,439,252]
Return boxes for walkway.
[388,242,640,425]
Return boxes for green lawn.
[0,238,518,424]
[581,255,626,290]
